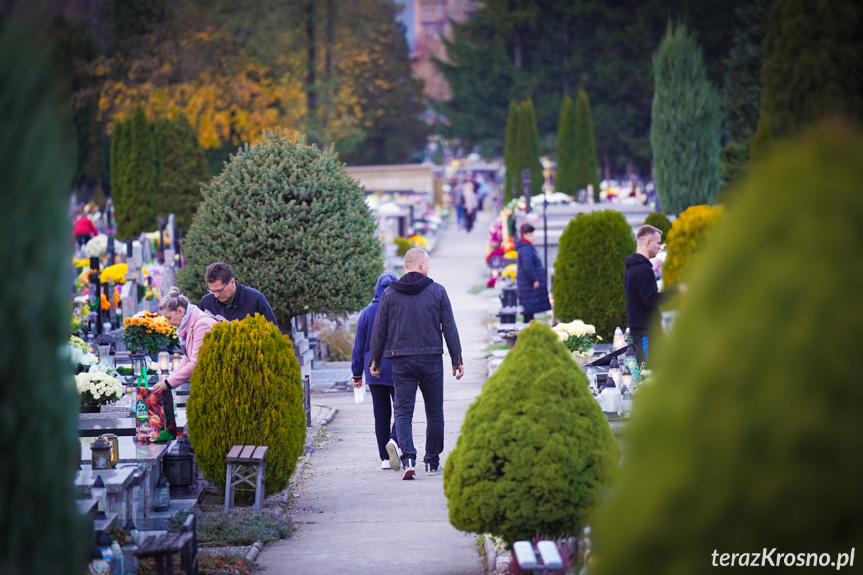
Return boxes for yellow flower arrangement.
[122,311,178,353]
[408,234,429,248]
[100,263,128,284]
[73,258,90,269]
[662,204,724,290]
[504,250,517,260]
[501,263,517,281]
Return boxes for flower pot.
[573,347,596,367]
[80,405,100,413]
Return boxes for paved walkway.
[257,211,494,574]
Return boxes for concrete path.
[257,211,494,575]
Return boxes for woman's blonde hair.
[158,286,190,313]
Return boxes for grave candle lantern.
[153,475,170,511]
[171,352,181,372]
[607,358,620,383]
[158,351,169,373]
[91,475,107,516]
[131,347,147,378]
[91,436,113,470]
[95,334,114,367]
[621,365,633,390]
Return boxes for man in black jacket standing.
[370,248,464,480]
[624,225,668,363]
[199,262,278,327]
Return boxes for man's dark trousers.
[392,355,444,467]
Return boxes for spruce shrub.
[114,105,159,238]
[661,204,723,290]
[573,90,600,202]
[555,94,576,197]
[643,211,672,240]
[176,130,383,326]
[444,323,617,546]
[187,315,305,496]
[1,13,90,571]
[154,114,208,233]
[553,210,635,340]
[592,121,863,574]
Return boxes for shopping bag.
[134,367,177,443]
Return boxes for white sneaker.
[386,439,402,471]
[381,459,391,470]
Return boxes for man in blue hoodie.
[351,271,401,471]
[369,248,464,480]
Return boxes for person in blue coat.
[515,223,552,322]
[351,271,402,470]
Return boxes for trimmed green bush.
[154,114,208,233]
[592,121,863,574]
[1,13,90,572]
[187,315,305,496]
[661,204,723,290]
[503,100,520,203]
[643,211,672,241]
[651,23,721,215]
[553,210,635,340]
[444,323,618,546]
[555,94,576,197]
[176,130,383,326]
[519,100,544,197]
[573,90,600,202]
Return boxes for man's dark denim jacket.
[369,272,463,367]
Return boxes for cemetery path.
[256,211,493,574]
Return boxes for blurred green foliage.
[643,211,672,241]
[593,121,863,573]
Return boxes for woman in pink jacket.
[152,287,218,393]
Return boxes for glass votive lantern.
[131,347,147,377]
[607,358,620,383]
[157,351,170,373]
[621,365,633,390]
[171,352,181,372]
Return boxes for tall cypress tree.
[503,100,520,204]
[110,117,130,218]
[1,10,90,573]
[520,99,544,198]
[573,89,601,202]
[755,0,863,148]
[651,23,722,215]
[115,106,159,238]
[154,114,208,233]
[555,94,577,196]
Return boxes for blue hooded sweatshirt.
[351,272,398,385]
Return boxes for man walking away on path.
[199,262,279,327]
[462,178,478,233]
[515,223,551,323]
[370,248,464,480]
[624,225,681,363]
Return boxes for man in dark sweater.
[369,248,463,480]
[199,262,278,327]
[624,225,670,363]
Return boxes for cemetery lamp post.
[521,170,532,214]
[542,190,548,274]
[88,256,103,335]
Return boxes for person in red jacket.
[73,211,98,247]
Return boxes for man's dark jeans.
[392,355,444,467]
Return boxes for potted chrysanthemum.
[76,371,124,412]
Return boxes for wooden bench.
[135,514,198,575]
[225,445,269,511]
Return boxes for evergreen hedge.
[1,13,90,572]
[651,23,721,215]
[593,121,863,574]
[503,101,519,203]
[661,204,723,291]
[573,90,600,202]
[553,210,635,340]
[154,114,208,233]
[113,105,159,238]
[643,211,672,241]
[555,94,576,197]
[444,323,617,546]
[176,130,383,326]
[187,315,305,496]
[519,100,544,198]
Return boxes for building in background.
[395,0,476,102]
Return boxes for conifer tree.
[519,100,544,198]
[555,94,577,196]
[177,130,382,327]
[503,100,520,203]
[757,0,863,144]
[114,106,159,238]
[651,23,721,215]
[154,114,208,233]
[573,89,600,201]
[1,11,90,572]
